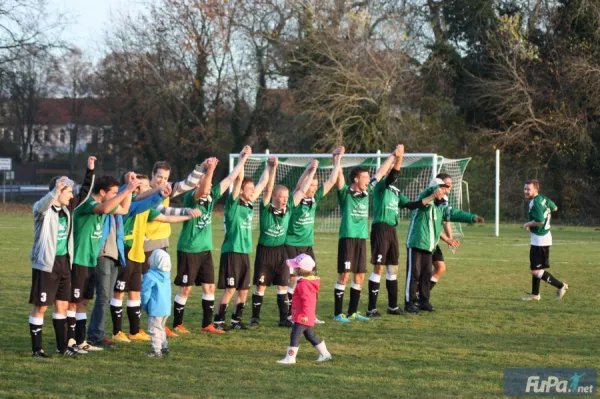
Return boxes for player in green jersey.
[214,152,274,331]
[521,180,568,301]
[172,147,251,334]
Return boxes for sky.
[47,0,147,60]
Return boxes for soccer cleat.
[200,324,226,335]
[161,348,170,355]
[214,322,230,332]
[418,302,435,312]
[59,348,78,358]
[278,319,293,327]
[314,317,325,325]
[404,303,420,314]
[112,331,131,343]
[32,349,51,359]
[249,317,260,327]
[173,324,191,334]
[165,327,178,337]
[144,351,162,357]
[68,339,87,354]
[387,307,404,315]
[366,309,382,318]
[128,331,151,342]
[348,312,370,321]
[521,293,541,301]
[556,283,569,300]
[78,341,103,352]
[316,353,332,362]
[230,321,248,330]
[333,314,351,323]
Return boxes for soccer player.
[213,156,275,331]
[249,158,320,327]
[86,173,167,347]
[521,180,568,301]
[28,157,95,358]
[67,175,142,353]
[333,150,401,323]
[172,147,251,334]
[110,177,198,342]
[367,145,441,317]
[405,179,484,313]
[285,147,345,323]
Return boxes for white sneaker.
[314,317,325,325]
[79,341,103,352]
[316,353,332,362]
[277,357,297,364]
[556,283,568,300]
[521,294,541,301]
[68,338,87,354]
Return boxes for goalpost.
[229,151,471,238]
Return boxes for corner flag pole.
[495,149,500,237]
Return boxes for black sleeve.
[385,168,399,186]
[402,200,425,211]
[69,168,95,211]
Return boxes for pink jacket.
[291,276,320,326]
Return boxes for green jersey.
[258,197,295,247]
[177,186,222,253]
[221,194,254,254]
[73,196,107,267]
[337,184,372,239]
[124,208,161,248]
[372,178,410,226]
[56,213,69,256]
[285,186,325,247]
[528,194,556,245]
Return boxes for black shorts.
[432,245,444,263]
[285,245,317,274]
[217,252,251,290]
[175,250,215,286]
[70,264,90,303]
[530,245,550,270]
[29,255,71,306]
[83,267,97,300]
[370,223,399,266]
[115,247,143,292]
[337,238,367,274]
[253,244,290,286]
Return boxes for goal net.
[230,153,471,238]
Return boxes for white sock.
[202,294,215,301]
[110,298,122,307]
[174,295,187,305]
[369,273,381,283]
[52,313,66,320]
[29,316,43,325]
[75,313,87,321]
[67,310,76,318]
[287,287,295,295]
[126,299,141,307]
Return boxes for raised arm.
[385,145,404,185]
[195,158,218,199]
[373,146,400,183]
[323,146,344,195]
[170,161,207,199]
[71,156,96,210]
[95,180,140,215]
[293,163,314,193]
[293,160,318,206]
[34,178,70,216]
[220,146,252,196]
[260,157,278,205]
[336,154,346,190]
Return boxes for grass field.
[1,209,599,398]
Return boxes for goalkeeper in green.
[404,180,484,313]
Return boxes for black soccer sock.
[541,271,564,289]
[347,284,362,315]
[201,294,215,328]
[173,295,187,328]
[67,311,76,343]
[214,304,228,323]
[127,300,141,335]
[75,313,87,345]
[334,283,345,316]
[531,276,541,295]
[386,277,399,309]
[110,298,123,335]
[287,289,294,317]
[29,316,43,352]
[277,291,289,321]
[368,275,381,311]
[251,292,264,319]
[232,303,245,322]
[52,314,67,353]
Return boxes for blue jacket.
[141,265,171,317]
[99,189,165,267]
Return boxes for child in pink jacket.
[277,254,332,364]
